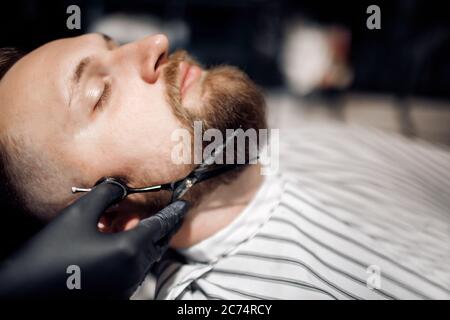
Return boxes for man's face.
[0,33,265,232]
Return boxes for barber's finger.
[65,182,124,226]
[130,200,190,242]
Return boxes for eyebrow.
[72,34,113,86]
[72,56,91,85]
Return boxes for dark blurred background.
[1,0,450,258]
[1,0,449,96]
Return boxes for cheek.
[113,94,183,166]
[70,82,190,185]
[116,112,190,184]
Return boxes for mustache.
[162,50,204,129]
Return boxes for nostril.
[155,52,166,71]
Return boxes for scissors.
[72,131,255,203]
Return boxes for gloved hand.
[0,181,189,299]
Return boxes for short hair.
[0,47,42,259]
[0,47,27,214]
[0,48,23,79]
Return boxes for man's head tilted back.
[0,34,267,243]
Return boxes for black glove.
[0,181,189,299]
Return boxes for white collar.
[177,172,284,264]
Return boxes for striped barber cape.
[135,124,450,300]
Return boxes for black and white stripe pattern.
[144,124,450,300]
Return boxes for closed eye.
[94,81,111,111]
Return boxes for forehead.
[0,35,101,138]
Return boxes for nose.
[136,34,169,84]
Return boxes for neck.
[170,164,264,249]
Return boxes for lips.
[179,61,202,97]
